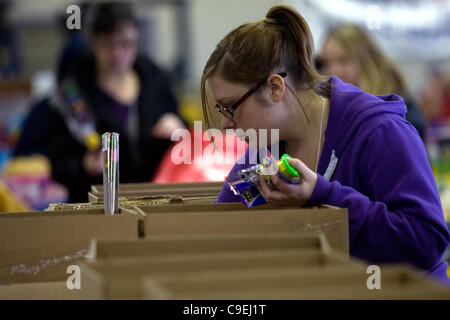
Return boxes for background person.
[319,23,426,141]
[16,1,186,203]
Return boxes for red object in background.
[152,128,248,183]
[441,91,450,120]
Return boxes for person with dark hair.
[203,5,450,285]
[47,1,185,202]
[14,3,92,160]
[56,1,93,83]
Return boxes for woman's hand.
[82,150,103,177]
[151,113,186,140]
[257,157,318,206]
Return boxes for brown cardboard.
[0,281,82,300]
[88,187,221,204]
[0,208,139,284]
[91,233,332,259]
[46,202,105,211]
[174,196,219,205]
[136,205,349,253]
[91,181,224,194]
[142,265,450,300]
[48,194,184,211]
[80,248,357,299]
[132,202,300,214]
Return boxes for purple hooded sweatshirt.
[215,76,450,284]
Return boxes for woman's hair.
[201,5,329,130]
[89,1,138,36]
[324,23,407,96]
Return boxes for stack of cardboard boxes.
[0,182,449,299]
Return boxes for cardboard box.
[88,184,222,204]
[142,265,450,300]
[131,202,298,214]
[88,182,223,205]
[80,234,356,299]
[47,195,184,211]
[133,205,348,253]
[0,281,82,300]
[46,203,106,211]
[81,263,362,300]
[90,233,332,259]
[0,209,139,284]
[91,181,224,194]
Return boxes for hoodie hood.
[324,76,407,156]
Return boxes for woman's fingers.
[269,172,294,193]
[286,157,313,179]
[254,156,318,206]
[286,156,318,201]
[257,176,285,203]
[257,176,272,195]
[151,113,185,139]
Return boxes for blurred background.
[0,0,449,216]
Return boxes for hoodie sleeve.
[306,118,450,271]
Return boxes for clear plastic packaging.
[102,132,120,214]
[228,152,300,207]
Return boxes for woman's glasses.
[215,72,287,119]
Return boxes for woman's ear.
[267,74,286,102]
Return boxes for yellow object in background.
[85,132,101,151]
[0,154,68,211]
[178,94,203,127]
[0,180,31,212]
[0,155,49,212]
[2,154,51,176]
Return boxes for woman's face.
[92,23,139,75]
[321,38,360,86]
[208,74,291,149]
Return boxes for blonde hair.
[325,23,407,96]
[201,5,329,131]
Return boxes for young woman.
[48,2,185,202]
[319,23,426,140]
[202,5,450,284]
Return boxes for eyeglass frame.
[215,72,287,119]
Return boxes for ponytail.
[266,6,318,87]
[201,5,330,131]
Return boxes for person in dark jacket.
[16,2,185,203]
